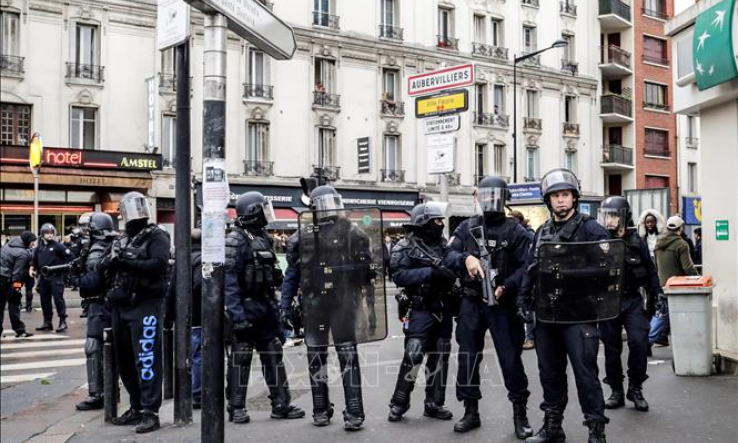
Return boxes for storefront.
[507,183,603,229]
[1,145,162,235]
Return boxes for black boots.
[388,403,410,422]
[337,343,364,431]
[110,408,143,426]
[626,386,649,411]
[308,347,332,427]
[453,399,481,433]
[423,338,452,420]
[423,401,453,420]
[36,320,53,331]
[76,395,103,411]
[56,317,68,333]
[526,410,566,443]
[135,412,160,434]
[388,338,423,422]
[262,338,305,420]
[585,419,607,443]
[227,341,253,424]
[513,403,534,439]
[604,386,625,409]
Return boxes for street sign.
[423,115,460,135]
[157,0,191,50]
[716,220,730,240]
[185,0,296,60]
[357,137,370,174]
[415,89,468,118]
[408,63,474,96]
[427,134,454,174]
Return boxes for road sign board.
[408,63,474,96]
[158,0,191,50]
[423,115,460,135]
[427,134,455,174]
[185,0,296,60]
[415,89,468,118]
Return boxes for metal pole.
[512,59,517,184]
[440,173,449,237]
[33,169,39,233]
[201,13,227,443]
[174,41,193,425]
[163,327,174,400]
[103,327,118,422]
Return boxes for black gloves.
[280,309,293,331]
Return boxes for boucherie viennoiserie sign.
[0,145,162,171]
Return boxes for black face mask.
[417,222,444,243]
[125,218,149,237]
[483,212,506,226]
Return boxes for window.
[475,84,486,115]
[247,122,269,162]
[523,26,537,53]
[384,135,401,171]
[475,143,487,180]
[313,0,331,26]
[687,116,696,138]
[474,15,486,43]
[314,58,336,93]
[644,0,666,18]
[1,11,20,56]
[688,162,698,193]
[643,36,667,65]
[676,32,694,78]
[70,106,97,150]
[74,23,99,66]
[565,151,577,174]
[645,175,669,189]
[644,128,669,156]
[525,90,538,118]
[316,127,336,166]
[381,0,396,26]
[383,69,399,101]
[493,85,505,114]
[564,96,577,123]
[162,115,177,167]
[526,146,539,180]
[562,34,575,61]
[491,19,503,47]
[493,144,506,176]
[644,82,668,109]
[438,8,453,39]
[161,48,176,75]
[0,103,31,146]
[248,49,270,86]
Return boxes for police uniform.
[32,236,73,330]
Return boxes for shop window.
[0,102,31,145]
[2,214,31,237]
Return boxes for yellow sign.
[29,133,43,169]
[415,89,468,118]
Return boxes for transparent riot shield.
[535,239,626,324]
[298,207,387,346]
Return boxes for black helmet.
[89,212,116,240]
[540,168,580,208]
[234,191,275,226]
[310,185,343,221]
[40,223,56,236]
[477,176,510,214]
[598,196,633,233]
[118,191,151,225]
[405,202,448,228]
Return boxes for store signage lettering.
[120,157,159,169]
[0,145,162,171]
[45,149,82,166]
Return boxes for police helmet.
[405,202,448,228]
[234,191,275,226]
[78,212,93,231]
[89,212,116,240]
[540,168,580,207]
[477,176,510,214]
[40,223,56,236]
[310,185,343,221]
[118,191,151,225]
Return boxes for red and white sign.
[407,64,474,96]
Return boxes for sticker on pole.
[427,134,455,174]
[202,158,230,212]
[201,211,226,263]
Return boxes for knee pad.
[405,338,425,365]
[85,337,102,357]
[232,341,254,366]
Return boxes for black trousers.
[111,299,163,414]
[535,321,606,424]
[599,296,650,388]
[86,300,112,339]
[0,277,27,334]
[38,277,66,321]
[455,297,530,404]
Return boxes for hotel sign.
[0,145,163,171]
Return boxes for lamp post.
[512,39,568,183]
[29,133,43,233]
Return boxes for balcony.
[601,145,634,169]
[642,6,668,20]
[474,112,510,129]
[380,99,405,117]
[520,53,541,67]
[159,73,176,93]
[244,160,274,176]
[561,59,579,75]
[599,45,632,78]
[437,35,459,50]
[441,172,461,186]
[66,62,104,84]
[522,0,539,7]
[643,101,670,112]
[472,43,509,61]
[643,53,669,66]
[313,11,340,30]
[0,55,24,76]
[381,169,405,183]
[560,1,577,16]
[523,117,542,132]
[563,122,580,137]
[313,91,341,109]
[598,0,632,31]
[686,137,699,149]
[379,24,404,41]
[244,83,274,100]
[600,95,633,123]
[313,165,341,181]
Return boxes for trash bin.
[664,275,715,376]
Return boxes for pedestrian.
[0,230,36,338]
[694,227,702,268]
[224,192,304,424]
[387,202,459,423]
[649,216,699,348]
[30,223,73,332]
[100,192,170,433]
[71,213,117,410]
[597,197,661,413]
[383,234,393,281]
[518,168,618,443]
[509,210,536,351]
[637,210,666,262]
[448,176,533,438]
[280,185,374,431]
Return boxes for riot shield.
[298,207,387,347]
[535,239,626,324]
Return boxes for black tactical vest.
[461,215,519,289]
[226,227,281,297]
[624,230,648,296]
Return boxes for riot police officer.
[387,202,459,422]
[518,169,622,443]
[281,185,376,431]
[597,197,659,412]
[30,223,73,332]
[448,176,533,438]
[224,191,305,424]
[101,192,170,433]
[71,212,117,410]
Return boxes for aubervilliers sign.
[693,0,738,90]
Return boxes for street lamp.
[512,39,568,183]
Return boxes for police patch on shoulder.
[448,236,455,244]
[599,243,610,253]
[64,249,71,255]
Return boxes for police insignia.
[599,243,610,253]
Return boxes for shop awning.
[382,210,410,228]
[0,205,94,213]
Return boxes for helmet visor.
[424,201,450,219]
[477,187,507,213]
[313,194,344,213]
[262,200,275,224]
[597,208,629,232]
[540,169,579,197]
[120,196,151,224]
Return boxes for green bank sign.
[693,0,738,90]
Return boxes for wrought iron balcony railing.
[643,101,670,112]
[472,43,509,60]
[685,137,699,149]
[560,1,577,15]
[313,11,340,29]
[244,160,274,176]
[380,99,405,116]
[66,62,104,83]
[601,95,633,117]
[600,45,631,68]
[561,59,579,75]
[379,24,404,41]
[563,122,580,136]
[159,73,176,91]
[313,165,341,181]
[602,145,634,165]
[521,53,541,67]
[642,6,668,20]
[0,55,24,75]
[313,91,341,108]
[244,83,274,100]
[474,112,510,128]
[522,0,540,7]
[437,35,459,50]
[381,169,405,183]
[599,0,631,22]
[523,117,542,131]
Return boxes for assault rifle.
[470,225,497,306]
